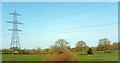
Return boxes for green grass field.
[2,54,47,61]
[77,53,118,61]
[72,50,118,61]
[2,50,118,61]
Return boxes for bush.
[87,48,92,54]
[50,45,67,54]
[104,50,112,53]
[46,51,77,61]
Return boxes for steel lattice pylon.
[7,10,23,48]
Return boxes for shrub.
[50,45,67,54]
[104,50,112,53]
[46,51,77,61]
[87,48,92,54]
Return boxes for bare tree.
[55,39,69,48]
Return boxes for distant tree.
[75,41,88,51]
[112,42,118,50]
[71,48,76,52]
[97,38,111,51]
[85,46,89,51]
[10,47,21,51]
[45,48,49,52]
[50,45,66,54]
[36,47,41,52]
[97,44,104,51]
[37,47,41,50]
[66,46,70,51]
[2,48,12,53]
[9,47,22,54]
[22,49,30,54]
[50,45,58,53]
[87,48,92,54]
[55,39,69,48]
[118,42,120,49]
[91,47,97,51]
[31,49,37,53]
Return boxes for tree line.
[1,38,120,54]
[50,38,119,53]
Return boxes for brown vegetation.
[46,51,77,61]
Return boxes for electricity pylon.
[7,10,23,48]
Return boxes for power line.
[24,2,65,15]
[25,3,116,24]
[48,22,117,32]
[24,22,117,34]
[51,13,117,26]
[25,3,89,19]
[24,13,117,34]
[54,28,116,34]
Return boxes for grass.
[2,54,47,61]
[2,50,118,61]
[72,50,118,61]
[76,53,118,61]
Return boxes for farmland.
[2,50,118,61]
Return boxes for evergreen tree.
[88,48,92,54]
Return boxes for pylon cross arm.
[8,29,22,32]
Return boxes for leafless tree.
[55,39,69,48]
